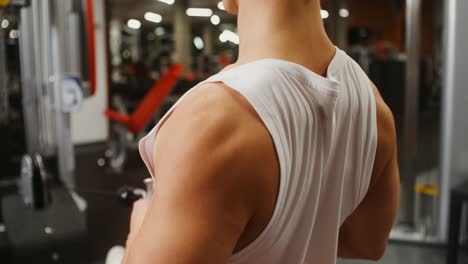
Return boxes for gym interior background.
[0,0,467,263]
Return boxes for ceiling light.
[339,8,349,18]
[145,12,162,23]
[193,36,204,50]
[155,27,165,36]
[210,15,220,25]
[127,19,141,29]
[219,30,239,45]
[157,0,175,5]
[1,19,9,29]
[217,1,225,10]
[186,8,213,17]
[321,10,329,19]
[9,29,19,39]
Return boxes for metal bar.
[40,0,57,156]
[399,0,422,226]
[19,6,40,155]
[49,0,76,188]
[68,13,82,77]
[439,0,457,244]
[31,0,48,154]
[439,0,468,242]
[0,17,8,124]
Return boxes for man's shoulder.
[170,82,267,146]
[156,81,274,179]
[153,82,276,216]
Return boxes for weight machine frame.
[1,0,97,261]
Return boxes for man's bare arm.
[124,86,269,263]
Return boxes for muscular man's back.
[127,48,399,264]
[206,68,400,261]
[218,55,400,262]
[124,0,399,262]
[211,64,400,261]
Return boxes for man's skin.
[124,0,400,263]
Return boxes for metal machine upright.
[19,5,42,155]
[18,0,81,188]
[399,0,422,227]
[0,13,8,123]
[439,0,468,242]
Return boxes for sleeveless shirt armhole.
[138,132,156,178]
[137,83,208,180]
[215,82,288,263]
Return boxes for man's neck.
[236,0,336,75]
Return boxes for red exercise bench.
[105,64,184,134]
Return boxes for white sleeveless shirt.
[139,48,377,264]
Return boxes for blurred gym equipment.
[0,0,96,262]
[444,0,468,262]
[345,0,453,245]
[104,64,183,171]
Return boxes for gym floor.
[2,143,467,263]
[339,243,468,264]
[74,144,148,262]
